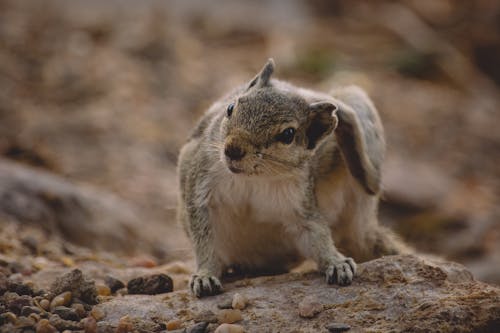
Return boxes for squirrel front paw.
[325,257,357,286]
[189,273,223,298]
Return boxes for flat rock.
[93,255,500,332]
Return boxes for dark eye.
[227,103,234,117]
[276,127,296,144]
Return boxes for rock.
[214,323,245,333]
[49,314,82,331]
[104,276,125,294]
[216,309,242,324]
[217,297,233,309]
[71,303,87,318]
[127,274,173,295]
[298,295,323,318]
[0,312,17,324]
[49,291,72,310]
[90,307,105,321]
[81,316,97,333]
[93,255,500,332]
[326,323,351,332]
[7,294,33,314]
[166,319,182,330]
[231,293,247,310]
[36,319,57,333]
[21,305,42,316]
[115,315,133,333]
[193,310,217,323]
[0,159,142,253]
[16,315,36,328]
[50,269,97,304]
[96,284,111,296]
[187,321,209,333]
[53,306,80,321]
[39,299,50,311]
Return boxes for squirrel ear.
[331,86,385,195]
[305,102,338,150]
[247,58,275,90]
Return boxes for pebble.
[81,316,97,333]
[326,323,351,332]
[71,303,87,318]
[39,299,50,311]
[116,315,134,333]
[50,269,97,305]
[21,305,42,316]
[127,274,173,295]
[96,284,111,296]
[298,296,323,318]
[0,311,17,323]
[8,294,33,314]
[187,321,209,333]
[104,276,125,293]
[166,319,182,330]
[215,323,245,333]
[90,307,105,321]
[50,291,72,310]
[49,313,82,331]
[217,298,233,309]
[217,309,243,324]
[36,318,57,333]
[53,306,80,321]
[29,313,41,322]
[17,315,36,328]
[231,293,247,310]
[193,310,217,323]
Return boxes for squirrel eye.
[276,127,296,144]
[226,103,234,117]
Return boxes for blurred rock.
[0,159,143,253]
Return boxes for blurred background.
[0,0,499,285]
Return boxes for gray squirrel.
[177,59,410,297]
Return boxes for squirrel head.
[220,59,338,177]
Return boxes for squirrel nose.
[224,145,246,161]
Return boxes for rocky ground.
[0,0,500,332]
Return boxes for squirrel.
[177,59,411,297]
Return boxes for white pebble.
[214,323,245,333]
[298,295,323,318]
[231,293,247,310]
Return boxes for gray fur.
[177,59,411,297]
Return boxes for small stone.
[0,311,17,324]
[193,310,217,323]
[127,274,173,295]
[50,269,97,305]
[298,296,323,318]
[49,313,82,331]
[214,323,245,333]
[71,303,86,318]
[21,305,42,316]
[29,313,41,322]
[36,318,57,333]
[53,306,80,321]
[62,330,72,333]
[231,293,247,310]
[326,323,351,332]
[104,276,125,294]
[96,284,111,296]
[50,291,72,310]
[81,316,97,333]
[217,309,243,324]
[131,256,157,268]
[16,315,36,328]
[217,298,233,309]
[166,319,182,330]
[9,281,34,296]
[187,321,209,333]
[39,299,50,311]
[8,294,33,314]
[116,315,133,333]
[90,307,105,321]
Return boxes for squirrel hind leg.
[363,225,413,261]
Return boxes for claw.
[190,274,223,298]
[325,257,357,286]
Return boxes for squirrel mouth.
[228,166,244,174]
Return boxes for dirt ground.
[0,0,499,314]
